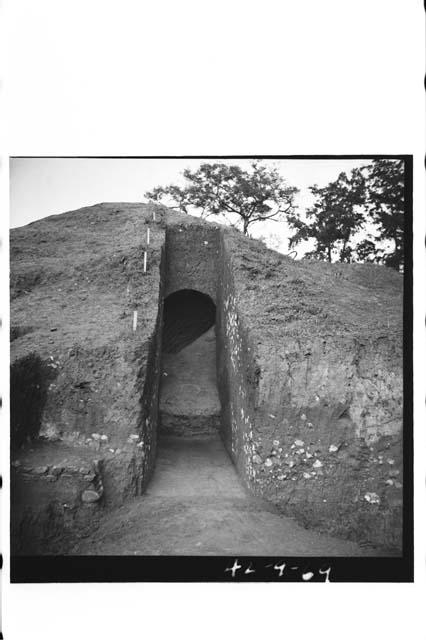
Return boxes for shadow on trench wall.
[10,353,55,449]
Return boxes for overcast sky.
[10,157,368,254]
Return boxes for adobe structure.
[10,203,404,554]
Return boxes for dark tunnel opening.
[162,289,216,354]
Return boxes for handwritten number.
[319,567,331,582]
[273,562,286,577]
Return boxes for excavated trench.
[156,225,226,447]
[154,224,255,478]
[11,221,392,557]
[76,227,382,556]
[160,289,220,436]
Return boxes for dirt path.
[76,434,381,556]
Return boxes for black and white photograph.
[9,156,412,579]
[1,1,424,640]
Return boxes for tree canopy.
[145,162,299,235]
[362,159,405,271]
[287,168,366,262]
[287,159,405,270]
[145,159,405,270]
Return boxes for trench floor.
[160,326,221,419]
[76,433,381,556]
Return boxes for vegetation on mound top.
[146,162,298,236]
[145,159,406,271]
[227,230,402,340]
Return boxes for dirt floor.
[159,327,221,435]
[74,433,388,556]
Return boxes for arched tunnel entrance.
[159,289,221,436]
[162,289,216,354]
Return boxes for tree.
[145,162,299,235]
[287,168,366,262]
[354,239,378,263]
[362,159,405,271]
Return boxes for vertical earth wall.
[216,231,258,488]
[164,224,220,302]
[137,248,166,491]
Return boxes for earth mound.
[10,203,403,554]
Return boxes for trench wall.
[101,244,166,505]
[164,224,219,302]
[216,232,257,487]
[219,230,404,552]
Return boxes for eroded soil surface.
[75,434,386,556]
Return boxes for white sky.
[10,157,369,254]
